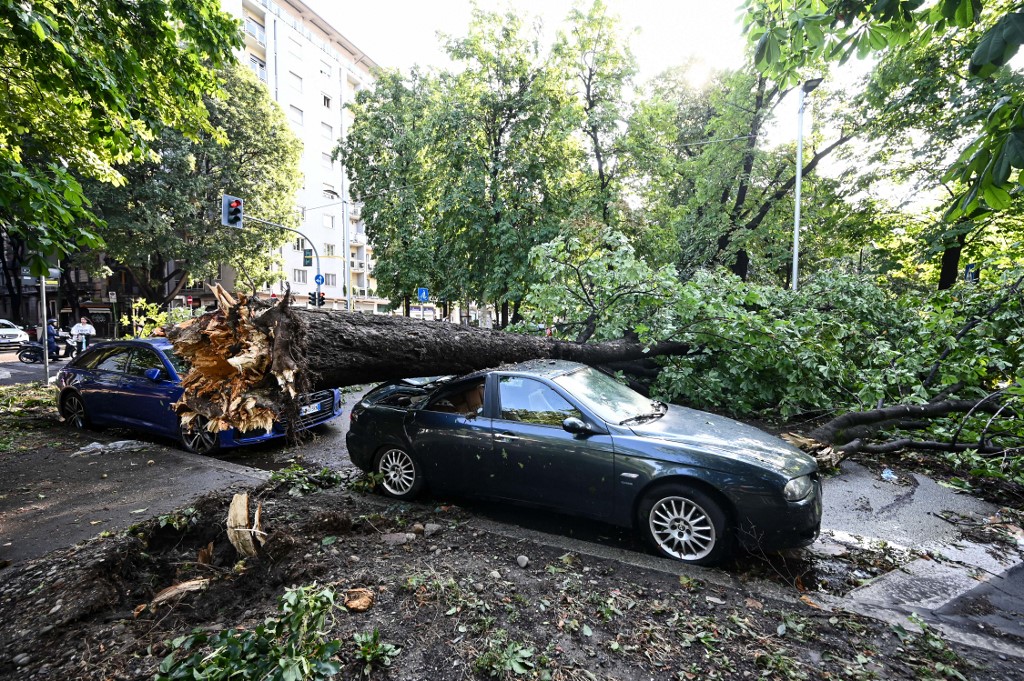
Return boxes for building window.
[292,237,306,251]
[325,273,337,286]
[289,105,303,125]
[321,122,333,140]
[289,37,302,60]
[293,269,307,284]
[324,244,335,256]
[248,54,267,82]
[322,182,336,198]
[289,71,303,93]
[321,152,333,169]
[322,93,332,109]
[322,214,335,229]
[244,17,266,46]
[320,59,332,78]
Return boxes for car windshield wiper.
[619,401,667,426]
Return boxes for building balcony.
[244,18,267,47]
[350,232,366,245]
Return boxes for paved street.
[0,350,67,386]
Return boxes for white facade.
[222,0,385,312]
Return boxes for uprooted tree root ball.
[167,285,312,436]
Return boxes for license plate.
[300,403,322,417]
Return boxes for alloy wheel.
[648,495,717,561]
[181,416,219,455]
[62,394,87,429]
[378,448,417,497]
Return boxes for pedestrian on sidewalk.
[70,316,96,355]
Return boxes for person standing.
[70,316,96,355]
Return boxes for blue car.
[55,338,343,454]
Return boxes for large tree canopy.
[742,0,1024,220]
[0,0,241,273]
[81,64,303,305]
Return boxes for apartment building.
[218,0,388,313]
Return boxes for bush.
[155,585,342,681]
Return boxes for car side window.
[93,347,131,373]
[425,381,485,416]
[498,376,581,426]
[75,347,123,371]
[127,349,166,378]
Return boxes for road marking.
[0,370,10,379]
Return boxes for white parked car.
[0,319,29,349]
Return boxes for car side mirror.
[144,367,166,382]
[563,417,591,435]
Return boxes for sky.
[304,0,750,85]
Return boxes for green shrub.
[154,585,341,681]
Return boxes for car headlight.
[783,475,813,501]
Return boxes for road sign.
[417,287,429,302]
[108,292,117,303]
[314,273,325,286]
[186,296,193,305]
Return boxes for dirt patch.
[0,478,1019,681]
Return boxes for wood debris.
[168,284,305,435]
[149,578,211,607]
[226,493,265,558]
[344,587,375,612]
[781,432,844,468]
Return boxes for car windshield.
[164,349,191,377]
[552,366,659,425]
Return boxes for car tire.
[60,392,90,429]
[374,446,424,500]
[638,484,730,566]
[180,415,221,455]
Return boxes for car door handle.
[495,433,519,443]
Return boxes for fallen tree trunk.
[168,287,690,432]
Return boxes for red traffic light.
[221,194,244,226]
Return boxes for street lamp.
[792,77,822,292]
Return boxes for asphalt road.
[0,350,69,386]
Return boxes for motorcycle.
[17,341,45,364]
[16,338,72,364]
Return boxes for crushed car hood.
[630,405,814,477]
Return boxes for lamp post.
[792,77,822,292]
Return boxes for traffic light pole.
[242,216,320,307]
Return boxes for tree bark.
[169,287,690,431]
[937,231,966,290]
[808,398,1008,450]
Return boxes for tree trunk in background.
[937,232,967,290]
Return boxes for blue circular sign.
[314,274,325,286]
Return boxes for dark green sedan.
[347,360,821,565]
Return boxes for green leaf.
[982,183,1012,209]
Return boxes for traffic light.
[318,291,326,307]
[307,291,316,306]
[221,195,244,227]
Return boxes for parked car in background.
[0,319,30,349]
[55,338,343,454]
[347,360,822,565]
